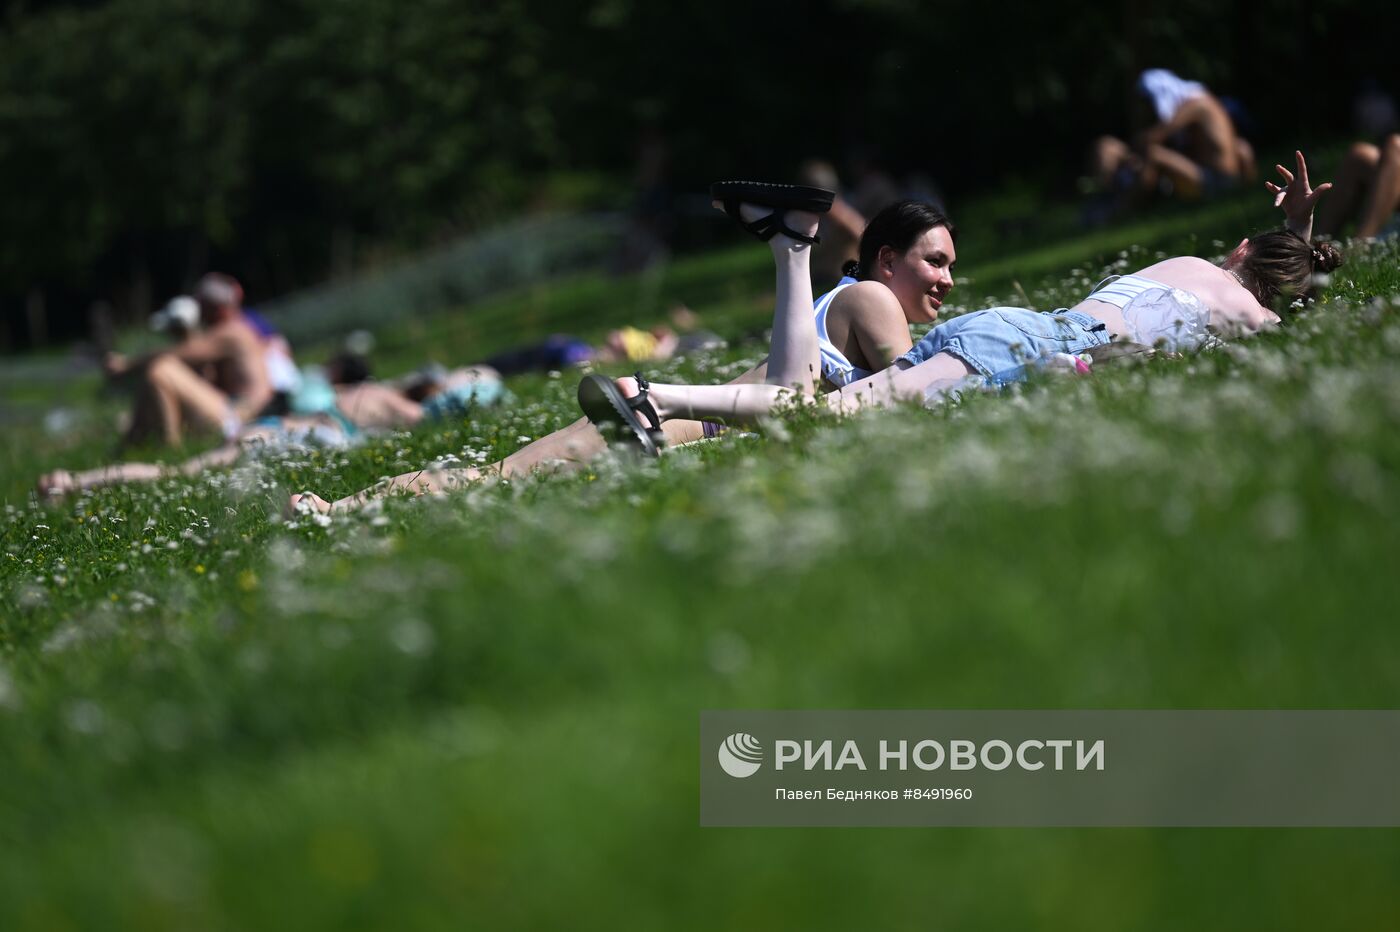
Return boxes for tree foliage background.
[0,0,1391,345]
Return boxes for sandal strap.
[628,372,663,433]
[721,199,822,245]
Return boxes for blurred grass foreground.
[2,198,1400,927]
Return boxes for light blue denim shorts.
[897,307,1111,385]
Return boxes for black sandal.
[577,372,665,457]
[709,181,835,245]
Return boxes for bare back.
[1173,96,1241,176]
[214,319,272,411]
[334,383,424,430]
[1074,256,1279,341]
[173,315,273,419]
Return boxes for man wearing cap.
[104,273,272,446]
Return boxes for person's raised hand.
[1265,150,1332,227]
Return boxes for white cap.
[150,295,200,332]
[1137,69,1206,122]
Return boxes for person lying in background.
[481,307,722,377]
[38,356,506,497]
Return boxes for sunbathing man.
[1093,68,1256,202]
[105,273,273,447]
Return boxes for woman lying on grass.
[573,151,1342,446]
[288,193,960,514]
[290,151,1338,514]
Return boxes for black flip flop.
[710,181,835,245]
[577,373,664,457]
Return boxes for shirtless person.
[1093,69,1256,202]
[105,273,273,447]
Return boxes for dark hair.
[194,272,243,310]
[325,352,372,385]
[1235,231,1344,307]
[841,200,957,281]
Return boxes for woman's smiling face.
[879,225,957,323]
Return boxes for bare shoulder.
[213,317,263,349]
[1136,255,1217,279]
[829,280,903,322]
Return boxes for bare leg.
[751,208,821,392]
[493,416,604,476]
[614,203,822,423]
[1315,141,1381,237]
[1143,144,1206,199]
[286,204,821,516]
[1091,135,1136,189]
[125,354,233,447]
[293,416,614,516]
[1356,134,1400,239]
[1235,137,1257,183]
[292,395,750,516]
[713,202,822,392]
[627,378,801,427]
[630,351,975,427]
[297,465,477,515]
[38,442,244,496]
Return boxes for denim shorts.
[897,307,1111,385]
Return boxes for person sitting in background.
[1313,134,1400,240]
[1092,68,1256,204]
[104,273,272,447]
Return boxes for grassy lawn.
[2,186,1399,929]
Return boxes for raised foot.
[36,469,74,498]
[285,491,332,519]
[576,374,662,458]
[709,181,832,245]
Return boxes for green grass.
[2,187,1400,929]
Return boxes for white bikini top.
[813,277,875,387]
[1091,274,1219,353]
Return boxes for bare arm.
[168,329,235,366]
[102,329,229,376]
[1140,95,1213,147]
[1265,149,1332,243]
[849,298,915,372]
[826,282,914,375]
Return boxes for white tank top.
[813,277,875,387]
